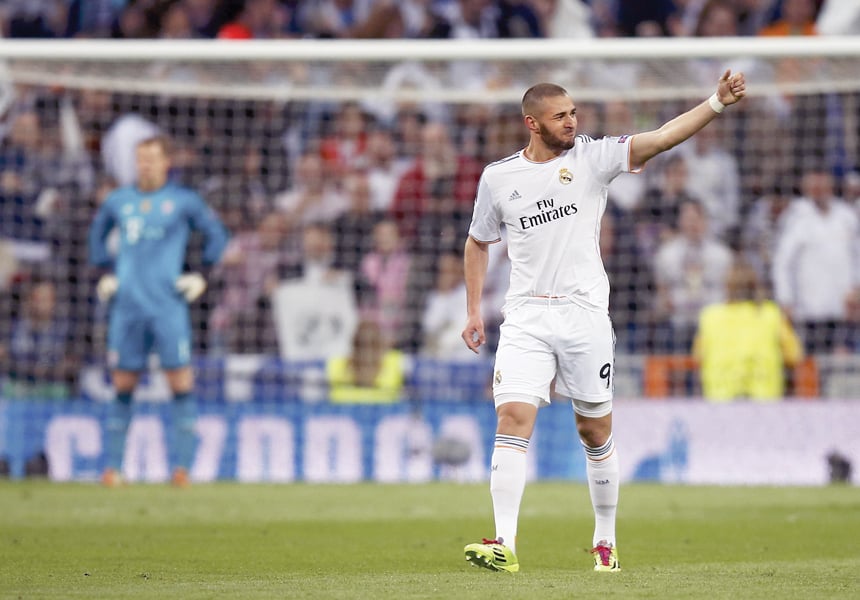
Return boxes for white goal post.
[2,37,860,103]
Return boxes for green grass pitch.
[0,481,857,599]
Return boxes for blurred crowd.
[1,0,858,41]
[1,0,860,403]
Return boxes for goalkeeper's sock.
[105,391,133,471]
[583,435,619,547]
[170,392,197,472]
[490,434,529,554]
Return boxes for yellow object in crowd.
[326,320,405,404]
[694,300,803,401]
[326,349,405,404]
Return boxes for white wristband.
[708,93,725,114]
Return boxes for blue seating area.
[75,356,496,404]
[408,359,494,403]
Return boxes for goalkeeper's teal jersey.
[88,182,228,317]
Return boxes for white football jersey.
[468,134,638,313]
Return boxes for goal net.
[1,37,860,404]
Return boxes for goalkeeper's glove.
[96,274,118,303]
[175,272,207,302]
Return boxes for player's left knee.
[574,402,612,447]
[579,428,612,450]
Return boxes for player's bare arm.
[462,236,490,353]
[630,70,746,168]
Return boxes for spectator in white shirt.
[772,170,860,353]
[653,198,734,352]
[816,0,860,35]
[679,125,741,240]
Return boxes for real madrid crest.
[559,168,573,185]
[494,370,502,385]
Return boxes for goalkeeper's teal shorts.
[107,307,192,371]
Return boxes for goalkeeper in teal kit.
[88,136,228,487]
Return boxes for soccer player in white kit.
[462,71,746,573]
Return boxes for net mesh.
[1,39,859,403]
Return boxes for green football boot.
[464,538,519,573]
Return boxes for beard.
[538,122,575,152]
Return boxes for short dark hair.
[521,83,569,117]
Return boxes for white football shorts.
[492,298,615,411]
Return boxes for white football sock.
[490,434,529,554]
[583,435,619,547]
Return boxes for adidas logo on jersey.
[508,190,522,202]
